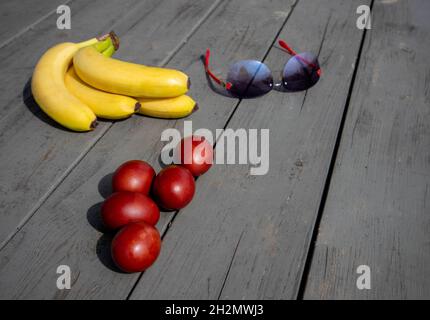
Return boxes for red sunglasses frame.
[204,40,322,91]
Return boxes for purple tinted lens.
[227,60,273,98]
[282,52,320,91]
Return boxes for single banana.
[32,33,116,131]
[137,95,197,119]
[73,46,190,98]
[65,68,140,120]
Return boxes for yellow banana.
[65,67,140,120]
[137,95,197,119]
[65,42,140,119]
[73,46,190,98]
[31,33,116,131]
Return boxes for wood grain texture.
[129,0,369,300]
[303,0,430,300]
[0,0,216,248]
[0,0,70,47]
[0,0,298,299]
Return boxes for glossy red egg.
[152,165,195,210]
[101,192,160,229]
[112,160,155,195]
[177,136,213,177]
[111,222,161,273]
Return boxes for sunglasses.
[204,40,322,98]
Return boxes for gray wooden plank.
[0,0,217,248]
[129,0,370,300]
[0,0,69,47]
[0,0,299,299]
[304,0,430,300]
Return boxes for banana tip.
[193,103,199,113]
[90,120,98,130]
[135,102,141,112]
[187,77,191,90]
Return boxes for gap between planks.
[296,0,376,300]
[0,0,224,252]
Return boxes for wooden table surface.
[0,0,429,299]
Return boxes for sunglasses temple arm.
[278,40,297,56]
[204,49,232,90]
[278,40,321,74]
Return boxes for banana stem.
[93,37,113,53]
[77,37,99,48]
[108,31,120,50]
[93,31,120,53]
[97,31,119,50]
[102,44,116,57]
[76,31,119,51]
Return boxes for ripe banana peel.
[31,33,117,131]
[65,43,140,120]
[65,67,140,120]
[137,95,197,119]
[73,45,190,98]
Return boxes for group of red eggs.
[100,136,213,273]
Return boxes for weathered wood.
[303,0,430,299]
[0,0,68,47]
[0,0,216,247]
[129,0,369,300]
[0,0,298,299]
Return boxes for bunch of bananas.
[31,32,197,132]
